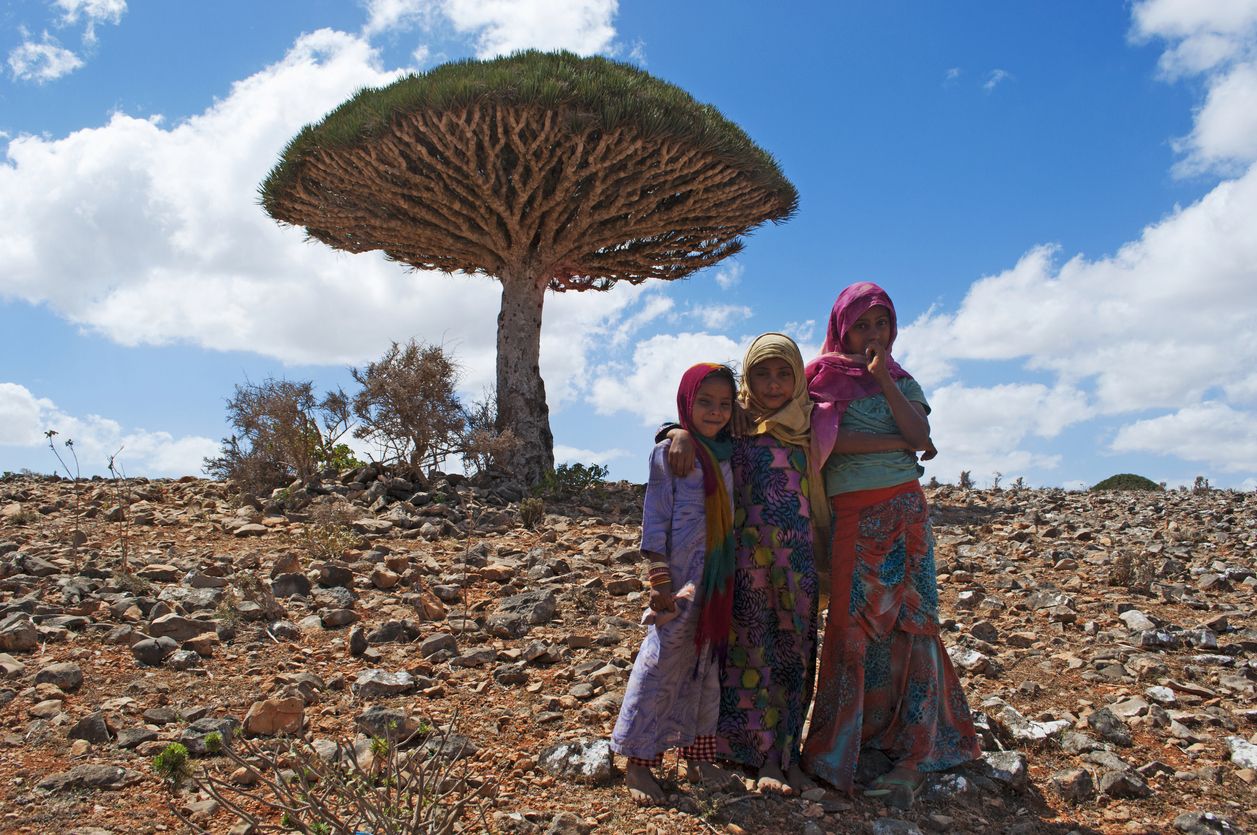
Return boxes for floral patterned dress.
[716,434,819,770]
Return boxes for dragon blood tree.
[260,50,797,485]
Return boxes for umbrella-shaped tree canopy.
[261,50,797,484]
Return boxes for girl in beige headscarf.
[711,333,828,794]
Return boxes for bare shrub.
[352,340,466,474]
[204,379,355,494]
[1107,550,1156,592]
[459,389,521,477]
[518,497,544,529]
[958,470,974,490]
[303,501,361,562]
[171,715,494,834]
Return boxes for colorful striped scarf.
[675,363,736,667]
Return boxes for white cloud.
[691,303,752,331]
[590,332,742,425]
[983,68,1012,92]
[1112,401,1257,472]
[921,382,1089,484]
[553,444,629,466]
[944,67,961,84]
[1172,61,1257,174]
[1131,0,1257,77]
[55,0,126,44]
[8,33,83,82]
[713,262,743,289]
[443,0,618,57]
[362,0,438,37]
[0,382,217,477]
[900,157,1257,416]
[0,27,646,415]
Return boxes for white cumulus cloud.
[1111,401,1257,472]
[590,332,743,425]
[8,33,83,82]
[0,382,217,478]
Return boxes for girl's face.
[844,304,892,355]
[747,357,795,412]
[690,375,734,439]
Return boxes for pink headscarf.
[806,282,912,463]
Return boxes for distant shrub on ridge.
[1091,473,1163,492]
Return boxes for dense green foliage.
[1091,473,1163,492]
[260,50,796,218]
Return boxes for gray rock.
[0,652,25,677]
[421,730,478,761]
[987,699,1069,745]
[167,649,202,670]
[1098,768,1152,799]
[271,573,311,598]
[115,727,157,749]
[348,626,368,656]
[1050,767,1095,803]
[1174,811,1240,834]
[316,562,354,588]
[320,609,357,628]
[1119,609,1157,631]
[538,738,614,785]
[313,586,356,610]
[871,819,924,835]
[418,632,458,657]
[68,711,113,744]
[0,613,39,652]
[1225,736,1257,769]
[131,636,178,666]
[977,750,1028,791]
[179,716,238,755]
[352,669,415,699]
[355,706,419,741]
[38,764,143,792]
[149,614,217,643]
[366,619,420,644]
[1087,707,1132,747]
[35,661,83,692]
[486,589,557,638]
[267,620,301,641]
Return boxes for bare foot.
[687,760,740,790]
[864,766,922,810]
[786,762,818,793]
[625,763,665,806]
[755,762,793,795]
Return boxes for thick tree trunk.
[495,272,554,485]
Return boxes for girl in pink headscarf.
[802,282,979,806]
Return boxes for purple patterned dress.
[716,435,819,770]
[610,441,734,759]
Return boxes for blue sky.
[3,0,1256,490]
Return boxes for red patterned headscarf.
[675,363,736,667]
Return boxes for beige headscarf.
[740,333,832,577]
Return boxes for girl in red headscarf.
[801,282,979,806]
[610,363,741,804]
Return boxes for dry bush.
[1107,550,1157,592]
[459,388,520,476]
[303,501,361,562]
[352,340,465,473]
[171,716,493,834]
[205,379,355,494]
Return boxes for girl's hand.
[919,438,938,461]
[649,584,676,613]
[865,343,893,384]
[666,429,696,476]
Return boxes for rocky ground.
[0,470,1254,835]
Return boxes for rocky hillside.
[0,471,1254,834]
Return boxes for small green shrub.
[204,731,223,754]
[540,462,609,497]
[518,497,544,528]
[1091,473,1163,492]
[152,743,190,787]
